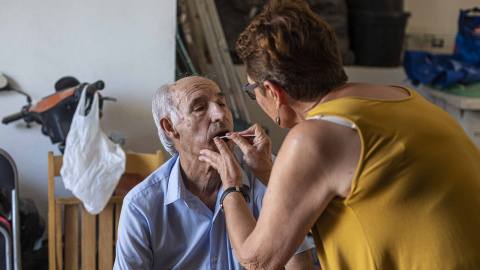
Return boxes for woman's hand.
[199,137,243,190]
[228,124,272,186]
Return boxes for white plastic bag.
[60,87,125,214]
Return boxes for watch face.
[0,74,8,89]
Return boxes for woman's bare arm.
[200,119,361,269]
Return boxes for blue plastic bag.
[403,50,480,88]
[453,7,480,66]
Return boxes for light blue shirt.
[114,147,311,269]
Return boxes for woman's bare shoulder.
[280,118,361,197]
[285,117,351,147]
[280,119,342,164]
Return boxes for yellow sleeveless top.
[307,87,480,269]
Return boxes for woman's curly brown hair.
[236,0,348,102]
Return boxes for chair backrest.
[47,150,163,270]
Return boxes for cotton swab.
[219,134,256,140]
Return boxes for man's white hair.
[152,84,180,156]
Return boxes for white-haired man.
[113,76,314,269]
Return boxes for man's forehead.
[171,77,224,105]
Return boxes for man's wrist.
[220,186,250,212]
[222,178,244,191]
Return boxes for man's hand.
[199,137,243,190]
[228,124,272,186]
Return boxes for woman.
[199,0,480,269]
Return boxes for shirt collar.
[164,155,187,205]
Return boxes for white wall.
[404,0,479,53]
[0,0,176,235]
[405,0,478,35]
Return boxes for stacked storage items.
[347,0,410,66]
[215,0,355,65]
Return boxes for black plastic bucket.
[348,10,410,66]
[346,0,404,11]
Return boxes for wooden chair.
[47,150,164,270]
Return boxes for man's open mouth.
[214,130,229,142]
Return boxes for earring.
[275,109,281,126]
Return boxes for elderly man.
[113,76,314,269]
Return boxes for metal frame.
[0,222,12,270]
[0,149,22,270]
[186,0,251,123]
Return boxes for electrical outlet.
[405,32,455,54]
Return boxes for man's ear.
[159,118,179,139]
[263,81,285,109]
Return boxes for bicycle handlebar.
[2,112,23,125]
[85,80,104,97]
[2,80,106,126]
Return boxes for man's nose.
[211,103,228,122]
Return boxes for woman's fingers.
[226,123,266,137]
[224,124,272,186]
[231,133,255,155]
[225,124,269,148]
[238,123,265,136]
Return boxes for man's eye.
[194,106,205,111]
[218,102,226,107]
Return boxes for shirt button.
[214,256,218,262]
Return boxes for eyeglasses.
[242,82,258,100]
